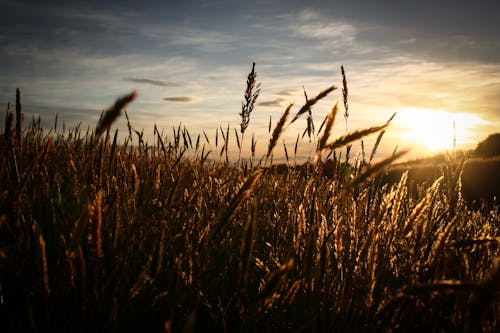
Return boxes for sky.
[1,0,499,161]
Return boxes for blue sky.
[1,0,499,160]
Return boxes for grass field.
[1,70,499,332]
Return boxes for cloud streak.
[124,77,181,87]
[258,98,286,108]
[274,90,297,97]
[163,96,200,103]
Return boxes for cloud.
[258,98,286,108]
[170,28,236,52]
[274,90,296,97]
[163,96,199,103]
[124,77,181,87]
[292,10,357,42]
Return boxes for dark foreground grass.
[1,84,499,332]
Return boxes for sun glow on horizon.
[394,107,486,153]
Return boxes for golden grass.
[0,68,498,332]
[290,85,337,124]
[267,102,293,159]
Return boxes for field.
[1,72,499,332]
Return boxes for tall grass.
[0,67,499,332]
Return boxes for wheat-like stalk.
[294,133,300,158]
[350,149,409,187]
[93,190,103,259]
[4,102,13,142]
[251,133,256,158]
[234,128,241,150]
[369,113,396,163]
[38,233,50,298]
[239,201,257,289]
[283,139,289,163]
[206,169,263,243]
[315,100,339,164]
[267,103,293,159]
[259,258,294,297]
[240,62,261,134]
[155,221,167,277]
[290,85,337,124]
[15,88,23,147]
[302,86,315,142]
[325,124,389,152]
[341,65,349,132]
[238,63,260,165]
[96,91,137,137]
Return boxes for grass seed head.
[96,91,137,137]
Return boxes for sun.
[395,108,483,153]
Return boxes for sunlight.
[394,107,485,152]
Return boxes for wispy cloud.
[163,96,200,103]
[170,28,236,52]
[291,9,357,42]
[123,77,181,87]
[258,98,286,108]
[274,90,297,97]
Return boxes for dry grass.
[0,67,499,332]
[95,91,137,137]
[267,103,293,159]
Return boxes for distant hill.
[472,133,500,158]
[385,133,500,209]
